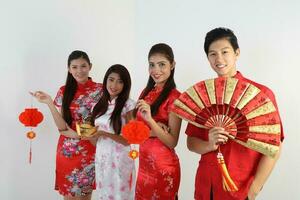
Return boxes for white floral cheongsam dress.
[94,98,136,200]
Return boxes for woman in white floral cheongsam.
[91,64,135,200]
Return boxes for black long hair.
[139,43,176,116]
[62,50,91,126]
[91,64,131,135]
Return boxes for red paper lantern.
[122,120,150,159]
[19,107,44,164]
[122,120,150,144]
[19,108,43,127]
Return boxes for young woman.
[135,43,182,199]
[32,50,102,200]
[90,64,135,200]
[185,27,284,200]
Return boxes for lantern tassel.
[129,172,133,190]
[217,149,238,192]
[29,140,32,164]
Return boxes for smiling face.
[148,53,174,87]
[207,38,240,77]
[68,57,92,84]
[106,72,124,100]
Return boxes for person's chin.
[76,77,88,83]
[215,70,229,77]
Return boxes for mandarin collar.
[152,85,164,93]
[233,71,244,79]
[77,78,93,90]
[108,97,118,105]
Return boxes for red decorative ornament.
[128,149,139,159]
[122,120,150,144]
[171,77,282,192]
[26,131,36,139]
[19,108,44,164]
[19,108,43,127]
[122,120,150,159]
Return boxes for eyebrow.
[208,47,231,53]
[221,47,231,50]
[108,76,122,80]
[71,64,86,67]
[149,61,167,64]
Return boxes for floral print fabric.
[94,98,136,200]
[54,79,102,196]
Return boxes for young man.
[185,27,284,200]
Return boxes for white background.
[1,0,299,199]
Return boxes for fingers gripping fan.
[171,77,281,191]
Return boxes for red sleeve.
[239,74,285,142]
[260,86,285,141]
[270,95,285,142]
[185,123,209,141]
[53,86,64,107]
[167,89,181,113]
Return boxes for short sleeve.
[260,86,285,141]
[270,94,285,142]
[53,86,64,107]
[123,98,136,114]
[185,123,209,141]
[167,89,181,113]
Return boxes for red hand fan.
[171,77,281,192]
[172,77,281,157]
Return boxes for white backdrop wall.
[1,0,299,199]
[135,1,300,199]
[0,0,135,199]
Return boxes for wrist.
[47,101,56,108]
[147,118,156,126]
[249,180,261,196]
[207,141,218,152]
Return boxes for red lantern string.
[122,120,150,159]
[26,131,36,164]
[19,107,43,164]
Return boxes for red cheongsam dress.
[185,71,284,200]
[53,78,102,196]
[135,87,181,200]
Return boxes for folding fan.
[172,77,281,158]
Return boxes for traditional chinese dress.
[185,71,284,200]
[54,78,102,196]
[94,98,136,200]
[135,87,181,200]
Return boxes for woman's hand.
[30,91,53,105]
[208,127,229,151]
[81,130,102,145]
[136,100,153,122]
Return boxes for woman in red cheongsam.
[135,43,182,200]
[32,50,102,200]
